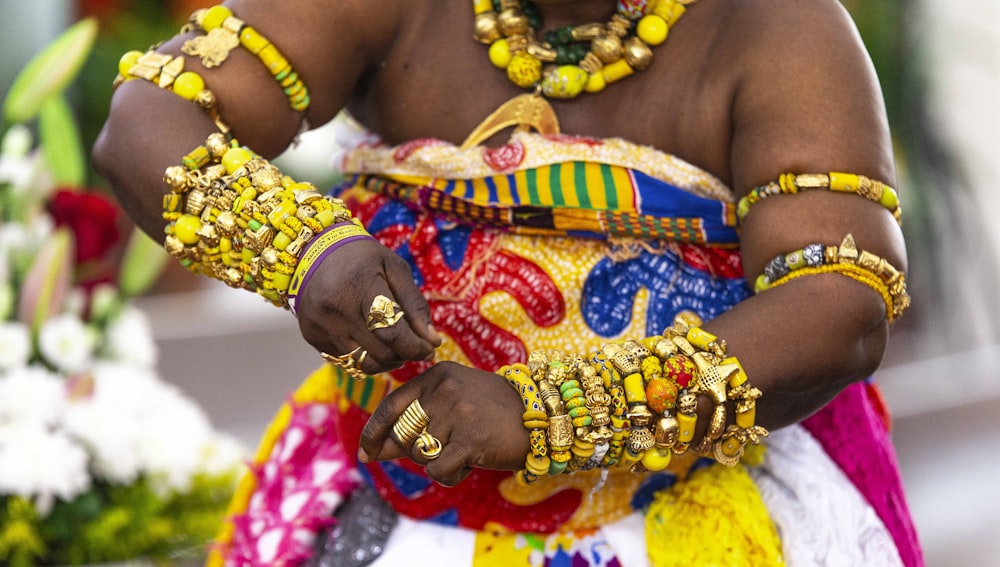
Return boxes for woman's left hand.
[358,361,530,486]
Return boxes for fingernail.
[357,447,370,463]
[427,324,443,344]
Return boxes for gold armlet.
[755,234,910,322]
[738,172,902,226]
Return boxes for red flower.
[48,189,121,264]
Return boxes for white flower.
[0,222,29,257]
[0,124,32,158]
[0,421,90,515]
[0,322,31,371]
[0,365,66,425]
[136,386,213,494]
[104,306,157,367]
[38,314,93,374]
[63,400,141,484]
[199,433,248,478]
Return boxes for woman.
[94,0,920,564]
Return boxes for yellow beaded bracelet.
[114,49,231,135]
[182,5,310,113]
[738,172,902,225]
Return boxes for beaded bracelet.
[162,132,366,309]
[182,5,310,113]
[113,49,231,135]
[737,172,902,226]
[754,233,910,322]
[499,311,767,484]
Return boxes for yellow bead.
[315,210,336,227]
[651,0,686,26]
[486,39,512,69]
[267,200,297,227]
[880,187,899,210]
[722,357,748,388]
[623,373,647,404]
[736,406,757,429]
[676,412,697,443]
[686,327,718,351]
[721,436,743,457]
[174,214,202,245]
[601,59,634,84]
[473,0,494,14]
[754,273,770,292]
[829,172,860,193]
[242,247,255,264]
[637,15,669,46]
[219,238,232,253]
[272,232,292,251]
[172,71,205,101]
[540,65,588,99]
[272,271,292,291]
[619,448,642,469]
[222,147,253,174]
[641,447,672,471]
[118,50,143,76]
[258,44,289,76]
[239,27,270,55]
[202,5,233,31]
[506,52,542,88]
[785,249,807,271]
[584,72,606,93]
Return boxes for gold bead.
[251,167,283,191]
[163,166,188,192]
[591,34,623,64]
[473,12,502,44]
[216,211,239,236]
[497,8,530,36]
[623,37,653,71]
[654,414,680,448]
[204,132,229,159]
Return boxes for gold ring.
[391,399,430,447]
[321,347,367,381]
[414,431,443,460]
[368,295,405,331]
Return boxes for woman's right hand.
[295,238,441,374]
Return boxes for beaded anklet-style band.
[113,49,231,135]
[498,311,768,484]
[754,233,910,322]
[162,133,368,309]
[182,6,310,113]
[737,172,902,225]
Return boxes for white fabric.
[370,515,476,566]
[749,425,905,567]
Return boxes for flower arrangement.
[0,19,244,566]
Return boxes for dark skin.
[94,0,905,486]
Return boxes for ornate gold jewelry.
[321,347,367,381]
[414,431,443,460]
[368,294,405,331]
[391,400,431,448]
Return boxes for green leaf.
[119,227,169,297]
[16,228,74,333]
[3,18,98,124]
[39,94,86,187]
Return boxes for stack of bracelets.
[499,311,769,484]
[161,131,372,312]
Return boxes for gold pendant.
[182,28,240,68]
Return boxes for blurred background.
[2,0,998,564]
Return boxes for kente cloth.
[208,130,922,567]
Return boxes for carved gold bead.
[623,37,653,71]
[164,166,189,192]
[473,12,502,44]
[591,34,623,63]
[497,8,530,36]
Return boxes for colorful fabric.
[213,130,922,566]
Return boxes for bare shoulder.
[709,0,894,192]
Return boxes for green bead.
[248,220,263,231]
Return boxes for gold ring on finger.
[391,399,430,447]
[368,295,405,331]
[321,347,367,381]
[414,430,443,460]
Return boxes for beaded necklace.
[473,0,697,99]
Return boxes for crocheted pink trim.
[224,401,360,566]
[802,383,924,567]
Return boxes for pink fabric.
[802,383,924,567]
[225,401,359,566]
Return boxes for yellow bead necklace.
[473,0,697,98]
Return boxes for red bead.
[664,354,696,388]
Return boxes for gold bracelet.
[738,172,902,225]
